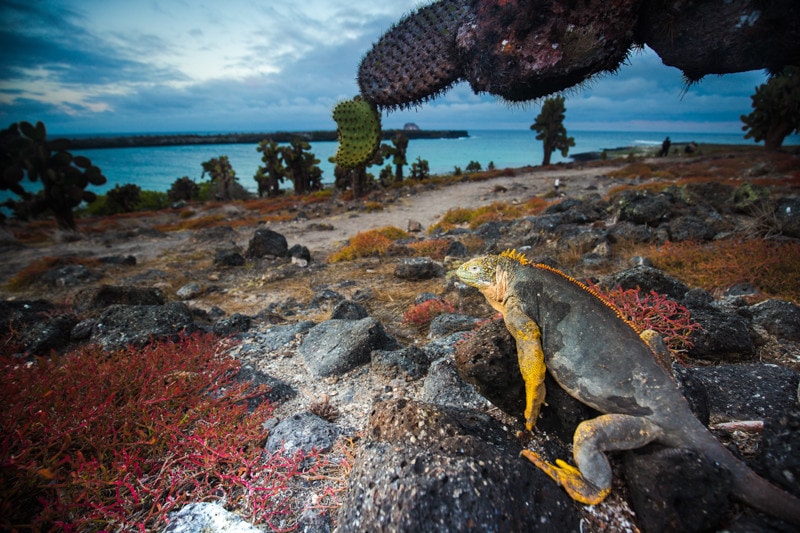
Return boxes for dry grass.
[6,256,102,291]
[649,238,800,301]
[430,198,551,233]
[407,239,451,260]
[328,227,409,262]
[606,149,800,199]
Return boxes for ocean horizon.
[12,129,800,198]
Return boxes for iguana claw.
[521,450,611,505]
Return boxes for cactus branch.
[357,0,800,109]
[332,97,382,169]
[358,0,472,109]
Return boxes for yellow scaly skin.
[456,250,800,524]
[457,251,608,502]
[456,253,546,431]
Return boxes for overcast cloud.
[0,0,772,136]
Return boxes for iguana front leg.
[502,295,546,430]
[522,414,664,504]
[639,329,675,377]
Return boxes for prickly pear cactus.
[357,0,640,105]
[358,0,470,109]
[332,97,381,168]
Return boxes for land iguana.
[455,250,800,525]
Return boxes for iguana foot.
[521,450,611,505]
[523,386,545,431]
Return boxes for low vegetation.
[6,256,101,291]
[402,298,457,328]
[0,333,353,531]
[327,226,409,262]
[1,144,798,530]
[431,197,550,233]
[595,284,701,357]
[650,238,800,302]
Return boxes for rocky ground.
[2,147,800,532]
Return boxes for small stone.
[246,228,288,258]
[629,255,653,267]
[291,256,309,267]
[394,257,444,280]
[176,282,202,300]
[590,241,611,257]
[265,412,341,454]
[289,244,312,263]
[165,502,260,532]
[330,300,369,320]
[445,240,468,257]
[213,313,252,336]
[215,249,245,267]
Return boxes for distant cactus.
[201,156,237,201]
[0,121,106,230]
[255,139,286,197]
[387,132,409,183]
[280,138,322,194]
[409,157,430,180]
[465,161,482,173]
[332,97,382,169]
[531,96,575,165]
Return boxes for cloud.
[0,0,424,133]
[0,2,176,86]
[0,1,772,135]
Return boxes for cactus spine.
[358,0,470,109]
[332,97,382,169]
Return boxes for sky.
[0,0,773,137]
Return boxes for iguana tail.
[694,427,800,525]
[730,462,800,525]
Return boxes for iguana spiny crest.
[458,249,639,332]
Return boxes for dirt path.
[0,164,623,293]
[269,167,615,254]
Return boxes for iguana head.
[456,250,528,312]
[456,255,499,289]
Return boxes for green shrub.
[465,161,482,173]
[137,190,169,211]
[105,184,141,213]
[167,176,200,202]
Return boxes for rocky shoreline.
[2,150,799,531]
[65,129,469,150]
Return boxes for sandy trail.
[0,165,618,291]
[269,167,611,254]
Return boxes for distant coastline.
[66,129,469,150]
[570,140,715,162]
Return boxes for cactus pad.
[358,0,470,109]
[357,0,639,105]
[332,97,382,169]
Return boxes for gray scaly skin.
[456,250,800,525]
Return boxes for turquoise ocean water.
[14,130,800,197]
